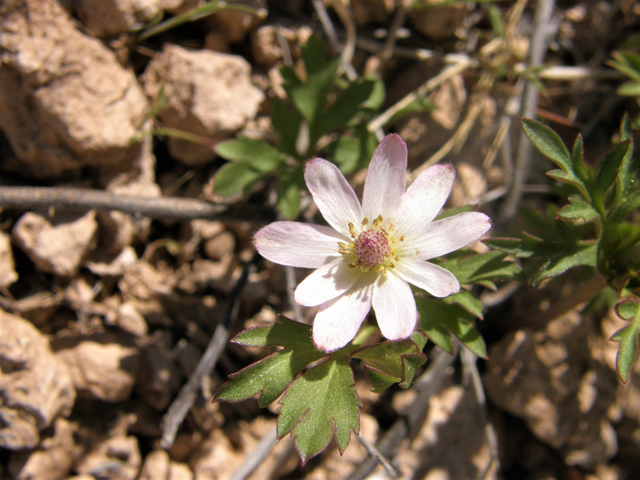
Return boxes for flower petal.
[372,271,416,340]
[312,275,374,352]
[395,259,460,298]
[362,135,407,221]
[254,221,345,268]
[399,212,492,260]
[305,158,362,237]
[394,164,455,235]
[294,257,362,307]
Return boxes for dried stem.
[160,255,259,449]
[0,187,276,224]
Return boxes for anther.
[361,217,369,227]
[348,222,357,239]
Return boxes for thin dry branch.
[160,254,260,449]
[0,187,276,223]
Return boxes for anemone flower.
[254,134,491,352]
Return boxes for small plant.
[487,116,640,382]
[213,36,384,219]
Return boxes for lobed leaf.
[277,354,361,464]
[351,332,428,393]
[271,98,302,159]
[557,197,598,222]
[416,298,487,358]
[591,140,631,212]
[439,251,522,285]
[214,317,326,407]
[611,298,640,383]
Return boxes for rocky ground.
[1,0,640,479]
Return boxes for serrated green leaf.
[351,333,427,392]
[213,162,263,197]
[362,368,399,393]
[521,118,571,171]
[439,251,522,284]
[558,197,598,222]
[271,98,301,159]
[610,298,640,383]
[616,299,639,320]
[444,290,484,319]
[591,140,631,211]
[615,114,638,207]
[439,315,487,358]
[277,355,360,463]
[215,317,326,407]
[531,242,597,287]
[416,297,486,358]
[215,136,284,173]
[547,169,585,191]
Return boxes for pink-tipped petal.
[395,260,460,298]
[254,221,345,268]
[372,272,416,340]
[394,164,455,234]
[400,212,492,260]
[305,158,362,237]
[295,257,362,307]
[312,276,374,352]
[362,135,407,221]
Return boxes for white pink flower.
[254,135,491,352]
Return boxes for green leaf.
[617,82,640,96]
[611,190,640,222]
[419,313,453,353]
[439,251,522,285]
[215,136,284,173]
[615,113,638,207]
[416,298,486,358]
[315,79,376,137]
[591,140,631,211]
[281,36,341,124]
[444,290,484,319]
[531,242,598,287]
[351,332,428,393]
[276,170,304,219]
[271,98,301,159]
[557,197,598,222]
[277,354,360,464]
[214,317,326,407]
[362,78,386,110]
[213,162,263,197]
[521,118,571,171]
[387,97,437,126]
[610,298,640,383]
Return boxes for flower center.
[354,230,391,268]
[337,215,403,272]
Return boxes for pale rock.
[169,462,193,480]
[119,261,175,302]
[76,436,141,480]
[141,45,264,166]
[251,24,313,67]
[483,311,618,468]
[12,211,98,276]
[53,331,140,403]
[449,163,488,207]
[85,246,138,277]
[115,302,148,338]
[136,340,181,410]
[0,230,18,287]
[138,449,170,480]
[206,7,264,44]
[0,310,76,449]
[430,74,466,130]
[8,418,82,480]
[0,0,149,178]
[395,385,499,479]
[74,0,160,38]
